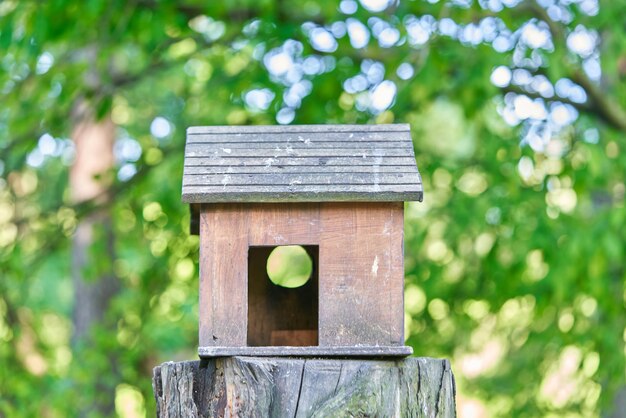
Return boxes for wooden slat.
[319,202,405,347]
[185,148,413,158]
[246,203,320,246]
[184,184,421,193]
[186,140,413,149]
[183,156,418,167]
[183,173,419,187]
[197,345,413,357]
[199,205,248,347]
[186,135,411,145]
[184,164,417,175]
[187,136,410,147]
[183,187,422,204]
[187,123,410,134]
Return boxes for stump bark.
[152,357,456,417]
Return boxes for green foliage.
[1,0,625,417]
[267,245,314,288]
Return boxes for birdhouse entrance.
[247,245,319,347]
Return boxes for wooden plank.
[270,330,318,346]
[152,357,456,417]
[184,164,418,174]
[184,185,422,193]
[183,156,418,167]
[185,147,412,158]
[197,345,412,357]
[389,206,405,343]
[183,185,423,204]
[187,123,411,134]
[246,203,320,246]
[186,132,412,144]
[186,140,413,148]
[199,205,248,347]
[198,211,213,347]
[319,202,405,347]
[183,172,419,186]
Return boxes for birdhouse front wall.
[198,202,405,350]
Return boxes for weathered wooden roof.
[182,124,423,203]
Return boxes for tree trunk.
[70,104,120,416]
[152,357,456,417]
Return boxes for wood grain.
[246,203,320,246]
[270,330,318,346]
[153,357,456,417]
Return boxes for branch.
[525,0,626,132]
[501,85,590,113]
[570,70,626,132]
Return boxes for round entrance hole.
[266,245,313,288]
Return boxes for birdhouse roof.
[182,124,423,203]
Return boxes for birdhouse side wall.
[198,202,405,348]
[318,203,405,347]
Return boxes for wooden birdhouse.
[182,124,423,357]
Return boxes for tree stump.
[152,357,456,417]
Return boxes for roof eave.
[181,189,423,204]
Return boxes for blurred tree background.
[1,0,625,416]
